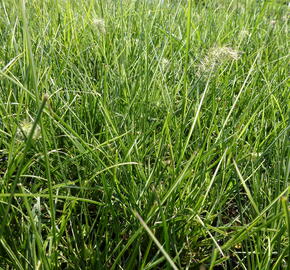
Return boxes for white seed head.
[92,18,106,34]
[197,46,241,76]
[16,120,41,141]
[208,46,240,61]
[239,29,250,40]
[251,152,262,158]
[160,57,170,70]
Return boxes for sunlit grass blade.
[134,211,178,270]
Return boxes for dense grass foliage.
[0,0,289,269]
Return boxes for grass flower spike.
[160,57,170,70]
[198,46,240,76]
[92,18,106,34]
[16,120,41,141]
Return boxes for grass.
[0,0,289,269]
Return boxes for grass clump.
[0,0,289,269]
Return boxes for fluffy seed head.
[92,18,106,34]
[239,29,250,40]
[197,46,240,76]
[16,120,41,141]
[160,57,170,70]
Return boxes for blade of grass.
[281,196,290,270]
[0,94,48,236]
[233,159,260,215]
[0,238,24,270]
[134,211,178,270]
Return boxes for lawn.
[0,0,289,269]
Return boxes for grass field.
[0,0,289,269]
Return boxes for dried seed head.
[239,29,250,40]
[92,18,106,34]
[197,46,241,76]
[16,120,41,141]
[160,57,170,70]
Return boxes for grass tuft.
[0,0,289,268]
